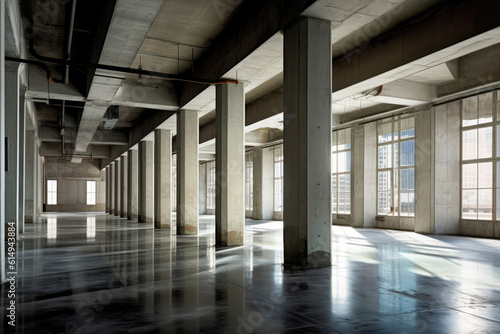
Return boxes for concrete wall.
[44,157,106,212]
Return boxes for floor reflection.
[1,213,500,333]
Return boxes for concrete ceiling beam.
[112,81,178,111]
[40,143,112,159]
[332,0,500,101]
[73,0,165,154]
[362,80,437,106]
[179,0,317,108]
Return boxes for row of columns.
[104,16,332,268]
[1,56,45,285]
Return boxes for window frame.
[206,161,216,210]
[460,92,496,221]
[376,116,415,217]
[332,128,351,214]
[273,144,284,212]
[245,151,254,212]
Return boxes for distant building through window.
[461,93,494,220]
[245,151,253,211]
[377,117,415,216]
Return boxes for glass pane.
[478,127,493,159]
[478,189,492,220]
[338,129,347,150]
[339,175,345,192]
[274,163,281,178]
[496,189,500,220]
[478,92,493,124]
[478,162,492,189]
[400,140,415,166]
[462,163,477,189]
[332,132,337,152]
[345,174,351,193]
[378,121,392,143]
[400,117,415,139]
[462,189,477,219]
[394,169,398,215]
[394,143,399,168]
[378,171,391,191]
[462,96,478,127]
[462,129,477,160]
[497,162,500,188]
[378,145,392,169]
[338,152,350,173]
[496,125,500,158]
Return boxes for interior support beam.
[179,0,317,108]
[283,17,332,268]
[333,0,500,101]
[216,83,245,246]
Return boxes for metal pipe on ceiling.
[64,0,77,84]
[27,20,238,86]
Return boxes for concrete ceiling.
[9,0,500,166]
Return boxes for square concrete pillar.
[154,129,172,229]
[139,141,154,223]
[215,83,245,246]
[128,149,139,220]
[252,147,274,220]
[110,162,115,215]
[114,159,121,216]
[283,17,332,268]
[18,91,25,233]
[177,110,199,235]
[105,166,110,213]
[5,63,20,239]
[25,131,36,222]
[121,155,128,218]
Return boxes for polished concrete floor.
[2,213,500,333]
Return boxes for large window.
[206,161,216,210]
[245,151,253,211]
[273,144,284,212]
[377,117,415,216]
[86,181,96,205]
[47,180,57,205]
[461,92,494,220]
[332,129,351,214]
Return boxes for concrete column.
[127,149,139,220]
[25,131,36,223]
[120,155,128,218]
[154,129,172,229]
[177,110,198,235]
[5,63,20,239]
[114,159,121,216]
[215,83,245,246]
[434,102,460,234]
[352,124,377,228]
[138,141,154,223]
[105,166,110,213]
[1,0,6,283]
[18,91,25,233]
[110,162,115,215]
[252,146,274,220]
[283,17,332,268]
[415,108,435,233]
